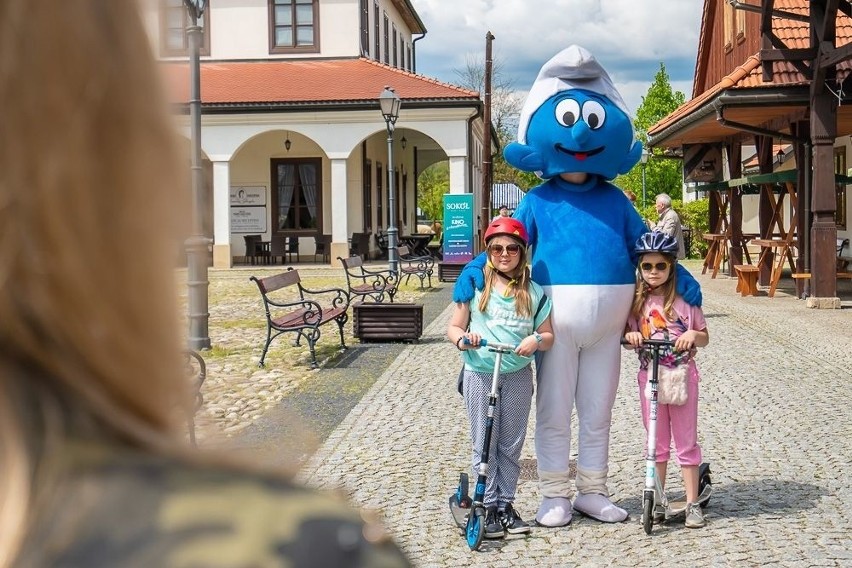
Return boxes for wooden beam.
[759,47,815,61]
[818,42,852,69]
[763,32,813,78]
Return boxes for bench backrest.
[252,269,301,295]
[339,255,364,272]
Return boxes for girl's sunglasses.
[640,261,670,272]
[488,243,521,256]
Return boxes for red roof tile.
[161,57,480,107]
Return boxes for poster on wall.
[230,186,266,206]
[683,144,723,184]
[442,193,475,264]
[231,207,267,233]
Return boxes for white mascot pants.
[535,284,634,497]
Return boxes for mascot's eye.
[582,101,606,130]
[554,99,581,127]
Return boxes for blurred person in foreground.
[0,2,409,567]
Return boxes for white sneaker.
[684,502,705,528]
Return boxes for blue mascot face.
[525,89,637,181]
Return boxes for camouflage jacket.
[16,441,410,568]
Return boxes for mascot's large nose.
[571,120,592,145]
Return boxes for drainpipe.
[412,32,426,73]
[714,103,804,143]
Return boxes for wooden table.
[702,233,728,278]
[751,238,797,298]
[401,234,433,257]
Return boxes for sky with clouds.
[409,0,705,118]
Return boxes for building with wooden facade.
[648,0,852,307]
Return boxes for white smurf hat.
[517,45,632,144]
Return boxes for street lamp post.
[184,0,210,350]
[379,86,402,274]
[640,147,650,210]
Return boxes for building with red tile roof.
[147,1,492,268]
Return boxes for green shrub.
[675,198,709,259]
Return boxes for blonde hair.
[478,238,533,316]
[0,1,190,561]
[630,254,679,321]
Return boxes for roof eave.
[170,98,482,115]
[647,86,811,148]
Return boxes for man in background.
[492,204,510,222]
[653,193,686,259]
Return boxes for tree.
[615,63,686,206]
[416,161,449,222]
[453,53,537,190]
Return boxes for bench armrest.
[297,284,350,311]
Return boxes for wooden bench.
[338,255,398,303]
[733,264,759,297]
[250,268,349,369]
[791,272,852,279]
[396,245,434,289]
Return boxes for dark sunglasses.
[488,243,521,256]
[640,261,670,272]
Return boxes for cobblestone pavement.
[298,264,852,567]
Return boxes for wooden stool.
[733,265,759,297]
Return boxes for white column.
[330,158,349,265]
[211,159,232,268]
[448,155,468,194]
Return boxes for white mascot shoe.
[572,493,628,523]
[535,497,573,527]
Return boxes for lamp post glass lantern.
[379,86,401,273]
[184,0,210,349]
[640,148,650,210]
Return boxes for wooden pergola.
[648,0,852,306]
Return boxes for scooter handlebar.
[621,337,676,347]
[463,338,518,351]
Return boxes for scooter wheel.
[642,496,654,535]
[456,473,470,501]
[698,462,712,507]
[465,507,485,551]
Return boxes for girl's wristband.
[455,336,465,350]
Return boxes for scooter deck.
[664,484,712,517]
[449,495,470,530]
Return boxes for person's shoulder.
[26,442,410,568]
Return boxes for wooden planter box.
[438,262,464,282]
[353,302,424,342]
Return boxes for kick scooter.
[448,338,517,551]
[633,337,712,535]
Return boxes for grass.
[175,265,432,439]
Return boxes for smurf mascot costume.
[453,45,701,526]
